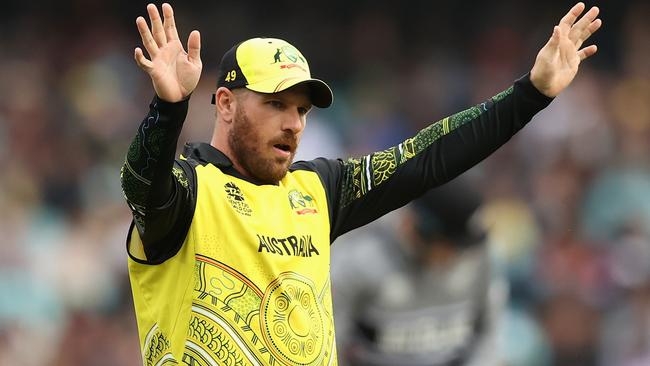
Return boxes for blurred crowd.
[1,0,649,365]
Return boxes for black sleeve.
[120,95,196,263]
[307,73,553,242]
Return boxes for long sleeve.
[120,95,195,263]
[303,73,553,241]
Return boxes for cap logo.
[271,45,306,64]
[282,45,304,63]
[280,64,308,73]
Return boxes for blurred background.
[0,0,649,365]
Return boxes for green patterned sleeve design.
[340,86,514,207]
[120,96,190,238]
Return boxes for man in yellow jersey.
[121,3,601,365]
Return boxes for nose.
[282,109,305,135]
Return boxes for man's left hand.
[530,2,602,98]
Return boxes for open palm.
[135,3,202,103]
[530,2,602,97]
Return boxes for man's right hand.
[135,3,202,103]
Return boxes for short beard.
[228,107,294,184]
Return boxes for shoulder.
[290,158,345,188]
[290,158,343,173]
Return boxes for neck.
[210,128,252,180]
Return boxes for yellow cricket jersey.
[121,75,551,366]
[128,145,337,366]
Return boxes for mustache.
[270,133,298,152]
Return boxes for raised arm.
[120,3,202,262]
[309,3,602,241]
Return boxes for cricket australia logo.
[288,189,317,215]
[272,45,308,73]
[224,182,252,216]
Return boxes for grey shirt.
[332,218,499,365]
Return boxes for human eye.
[268,100,285,110]
[298,106,312,116]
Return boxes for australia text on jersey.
[256,234,320,257]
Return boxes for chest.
[188,166,332,286]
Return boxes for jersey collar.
[182,142,286,186]
[182,142,233,168]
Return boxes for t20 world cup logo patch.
[224,182,252,216]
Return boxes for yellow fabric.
[128,163,338,366]
[236,38,331,97]
[128,231,148,261]
[237,38,311,86]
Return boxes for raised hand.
[530,2,602,98]
[135,3,202,102]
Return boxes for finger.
[162,3,180,42]
[559,2,586,32]
[576,18,602,49]
[546,26,561,50]
[569,6,600,44]
[134,47,154,72]
[136,16,159,56]
[578,45,598,61]
[187,30,201,64]
[147,3,167,47]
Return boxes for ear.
[215,87,236,123]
